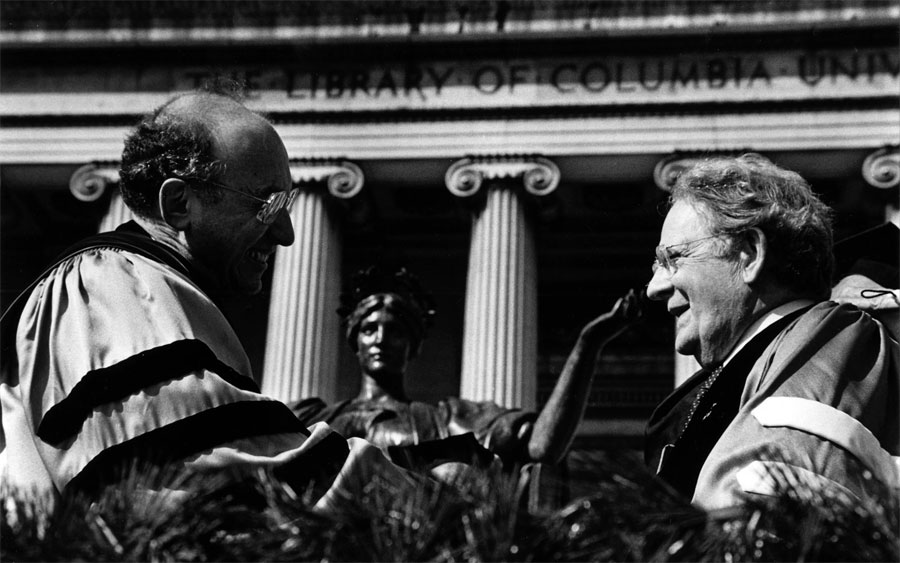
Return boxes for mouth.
[367,351,400,364]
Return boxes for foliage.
[3,454,897,562]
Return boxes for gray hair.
[670,153,834,300]
[119,80,248,219]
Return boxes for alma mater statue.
[291,266,641,470]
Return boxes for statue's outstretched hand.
[528,287,647,462]
[581,288,644,345]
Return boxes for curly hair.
[670,153,834,300]
[339,266,437,359]
[118,80,248,219]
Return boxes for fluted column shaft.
[261,160,365,403]
[99,190,134,232]
[462,183,538,409]
[446,156,559,410]
[262,189,342,402]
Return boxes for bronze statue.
[292,266,641,469]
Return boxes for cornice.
[2,0,897,48]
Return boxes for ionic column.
[70,163,131,233]
[862,147,900,190]
[261,160,364,403]
[652,154,704,194]
[446,156,560,410]
[862,147,900,224]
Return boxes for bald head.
[158,92,265,141]
[161,90,248,120]
[119,89,295,295]
[158,93,285,179]
[119,90,282,220]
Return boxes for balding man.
[0,85,404,509]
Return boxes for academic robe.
[0,222,399,508]
[647,301,899,509]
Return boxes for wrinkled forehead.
[659,200,711,245]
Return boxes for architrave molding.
[5,110,897,165]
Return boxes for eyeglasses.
[652,234,722,276]
[192,178,299,225]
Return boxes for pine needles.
[3,453,897,562]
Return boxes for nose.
[646,266,673,301]
[268,208,295,246]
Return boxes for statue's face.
[356,308,412,378]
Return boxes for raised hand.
[528,287,645,462]
[581,287,646,346]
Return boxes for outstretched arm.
[527,289,644,463]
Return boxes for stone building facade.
[2,1,897,447]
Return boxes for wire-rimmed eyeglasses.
[188,177,299,225]
[652,235,722,276]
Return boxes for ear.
[739,227,767,284]
[158,178,192,230]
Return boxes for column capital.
[445,155,560,199]
[862,147,900,189]
[290,159,365,199]
[653,154,705,192]
[70,162,119,202]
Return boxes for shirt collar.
[720,299,814,368]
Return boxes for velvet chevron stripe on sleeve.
[37,339,261,445]
[65,400,316,495]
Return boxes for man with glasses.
[1,85,408,511]
[643,153,898,509]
